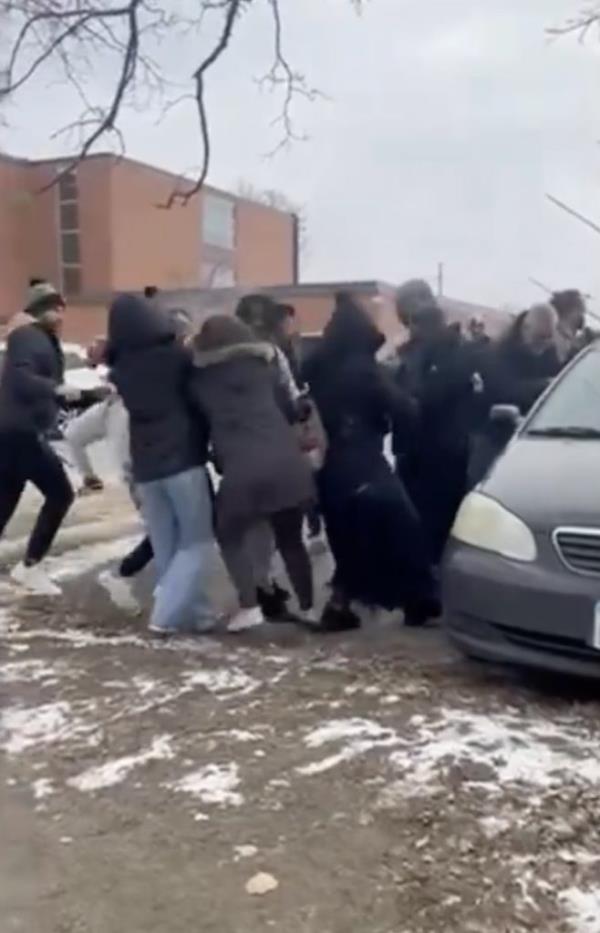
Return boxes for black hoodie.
[108,294,208,483]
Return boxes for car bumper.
[443,541,600,679]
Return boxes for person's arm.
[7,327,57,402]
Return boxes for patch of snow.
[45,536,140,582]
[0,701,97,754]
[479,815,512,839]
[387,708,600,796]
[561,888,600,932]
[68,735,174,791]
[11,627,148,649]
[0,608,14,635]
[234,844,258,861]
[182,668,260,698]
[0,659,69,684]
[558,850,600,867]
[167,762,243,807]
[227,730,261,743]
[32,778,54,800]
[298,718,400,776]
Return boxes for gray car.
[444,342,600,679]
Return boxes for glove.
[55,384,82,403]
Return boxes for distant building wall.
[0,152,297,317]
[109,158,202,292]
[0,157,31,315]
[235,200,297,287]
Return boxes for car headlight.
[451,492,537,562]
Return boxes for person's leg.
[25,437,75,564]
[151,467,216,632]
[270,507,314,612]
[220,522,262,610]
[137,479,177,583]
[119,536,154,578]
[0,436,26,541]
[64,401,107,487]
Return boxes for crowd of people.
[0,276,590,635]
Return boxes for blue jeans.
[138,466,215,632]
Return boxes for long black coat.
[189,342,314,536]
[108,294,208,484]
[304,298,435,611]
[391,325,478,561]
[0,322,63,434]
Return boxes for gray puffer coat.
[189,342,314,535]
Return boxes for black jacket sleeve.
[6,327,57,403]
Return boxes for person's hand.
[55,384,82,403]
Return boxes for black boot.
[318,601,361,633]
[403,597,442,628]
[257,583,297,623]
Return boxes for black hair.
[144,285,159,299]
[29,277,45,287]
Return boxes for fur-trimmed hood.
[192,341,275,370]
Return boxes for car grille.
[554,528,600,577]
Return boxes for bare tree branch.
[548,4,600,41]
[547,193,600,237]
[0,0,361,204]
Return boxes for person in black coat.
[392,303,477,563]
[0,282,78,595]
[469,303,563,485]
[107,294,215,635]
[304,292,439,630]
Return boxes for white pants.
[64,398,130,482]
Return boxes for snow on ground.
[2,490,600,931]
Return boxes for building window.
[62,266,82,297]
[60,201,79,231]
[61,232,81,264]
[57,167,82,297]
[203,192,235,250]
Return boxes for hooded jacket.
[189,338,314,535]
[305,295,413,450]
[108,294,208,484]
[0,319,64,434]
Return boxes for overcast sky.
[3,0,600,309]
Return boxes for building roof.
[0,150,294,215]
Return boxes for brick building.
[0,151,508,348]
[0,152,299,318]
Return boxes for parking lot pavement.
[1,489,600,933]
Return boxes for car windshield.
[526,345,600,438]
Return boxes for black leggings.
[220,506,314,611]
[119,536,154,578]
[271,508,314,611]
[0,431,74,564]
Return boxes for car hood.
[482,435,600,529]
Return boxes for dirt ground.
[1,488,600,933]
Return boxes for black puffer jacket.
[0,321,64,434]
[393,325,477,461]
[108,294,208,484]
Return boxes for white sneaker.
[98,570,141,615]
[227,606,265,633]
[10,562,62,597]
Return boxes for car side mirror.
[490,404,521,428]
